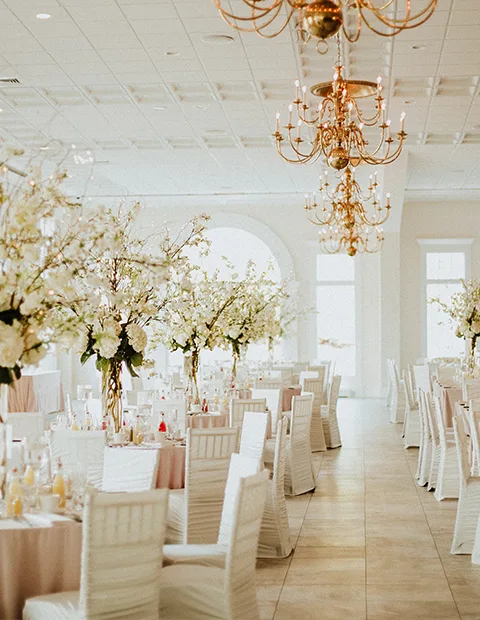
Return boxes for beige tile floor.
[256,398,480,620]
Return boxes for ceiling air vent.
[0,78,20,84]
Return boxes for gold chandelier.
[212,0,438,53]
[274,40,406,170]
[305,166,391,256]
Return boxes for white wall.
[400,200,480,369]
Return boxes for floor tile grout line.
[393,406,463,620]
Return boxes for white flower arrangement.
[0,152,110,385]
[430,279,480,373]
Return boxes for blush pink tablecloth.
[8,371,65,413]
[155,444,186,490]
[282,386,302,411]
[434,382,463,428]
[0,519,82,620]
[186,413,229,429]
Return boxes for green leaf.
[130,352,143,367]
[95,357,110,372]
[80,350,92,365]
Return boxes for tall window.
[316,254,356,379]
[421,242,471,359]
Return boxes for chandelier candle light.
[274,44,406,170]
[213,0,437,53]
[305,166,391,256]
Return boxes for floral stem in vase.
[101,361,123,433]
[467,335,478,377]
[191,350,200,406]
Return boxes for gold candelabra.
[212,0,437,53]
[305,166,391,256]
[274,40,406,170]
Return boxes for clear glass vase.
[466,336,478,378]
[101,361,123,433]
[0,384,9,502]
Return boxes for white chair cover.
[229,398,266,430]
[432,394,459,500]
[239,412,268,462]
[321,376,342,449]
[5,412,45,443]
[303,377,327,452]
[49,430,106,488]
[258,418,292,558]
[467,400,480,476]
[23,488,169,620]
[254,377,282,389]
[387,360,405,424]
[285,394,315,496]
[451,415,480,555]
[413,364,432,397]
[166,427,239,544]
[402,369,421,449]
[250,389,281,434]
[159,469,269,620]
[102,448,160,492]
[417,390,432,487]
[463,379,480,402]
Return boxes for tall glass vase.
[101,361,123,433]
[0,383,8,501]
[466,336,478,378]
[184,351,200,406]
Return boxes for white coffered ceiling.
[0,0,478,201]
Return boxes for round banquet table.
[0,517,82,620]
[434,382,462,428]
[185,412,229,429]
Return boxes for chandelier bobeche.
[274,48,407,170]
[213,0,438,53]
[305,166,391,256]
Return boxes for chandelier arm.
[351,97,383,126]
[214,0,284,15]
[254,6,297,37]
[360,0,437,26]
[356,2,437,36]
[213,0,287,33]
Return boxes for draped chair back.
[302,377,323,414]
[402,369,416,412]
[5,412,45,443]
[229,398,266,429]
[290,394,314,448]
[413,364,431,398]
[254,377,282,390]
[427,394,441,448]
[102,448,160,492]
[433,394,448,446]
[239,412,268,462]
[327,375,342,415]
[250,388,281,432]
[185,427,239,543]
[293,362,309,374]
[80,489,169,619]
[463,379,480,402]
[218,453,261,547]
[453,414,471,487]
[467,399,480,475]
[224,470,269,619]
[50,430,106,488]
[299,370,319,386]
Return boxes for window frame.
[418,238,473,359]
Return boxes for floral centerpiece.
[158,266,245,406]
[0,154,109,395]
[60,204,208,431]
[223,262,291,379]
[431,279,480,376]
